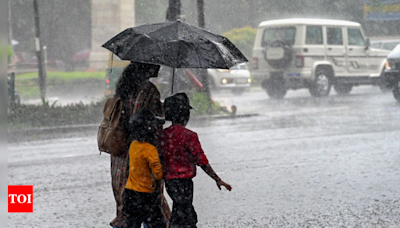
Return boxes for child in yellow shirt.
[122,109,166,228]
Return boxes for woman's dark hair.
[115,62,159,100]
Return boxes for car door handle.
[328,48,332,50]
[349,48,353,51]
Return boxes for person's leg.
[143,191,166,228]
[122,189,147,228]
[110,152,130,227]
[165,179,197,227]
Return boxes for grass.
[16,71,106,80]
[14,71,106,99]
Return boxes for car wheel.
[309,69,332,97]
[334,84,352,95]
[232,88,245,95]
[393,86,400,103]
[265,82,287,99]
[379,77,390,92]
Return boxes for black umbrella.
[102,20,248,93]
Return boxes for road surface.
[8,86,400,227]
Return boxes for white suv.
[251,18,391,99]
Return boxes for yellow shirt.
[125,141,163,193]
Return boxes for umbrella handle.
[171,68,175,95]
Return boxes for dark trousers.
[122,188,166,228]
[165,179,197,228]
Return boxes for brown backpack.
[97,97,129,156]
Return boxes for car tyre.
[309,68,332,97]
[334,84,352,95]
[379,77,390,93]
[265,81,287,99]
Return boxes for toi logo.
[8,185,33,213]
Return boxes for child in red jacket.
[160,93,232,228]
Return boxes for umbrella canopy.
[102,21,247,69]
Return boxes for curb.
[8,113,259,143]
[8,124,99,143]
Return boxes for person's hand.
[216,179,232,191]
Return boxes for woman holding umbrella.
[110,62,170,228]
[103,21,247,227]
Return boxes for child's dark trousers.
[122,188,166,228]
[165,178,197,228]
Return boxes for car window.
[370,42,381,49]
[347,28,365,46]
[262,27,296,46]
[231,64,247,70]
[382,42,400,51]
[306,26,323,45]
[327,27,343,45]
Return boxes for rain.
[5,0,400,227]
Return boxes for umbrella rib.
[190,40,204,68]
[210,40,231,69]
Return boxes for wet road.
[8,86,400,227]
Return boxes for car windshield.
[383,42,400,51]
[262,27,296,46]
[388,44,400,58]
[230,64,247,70]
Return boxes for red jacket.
[160,124,209,180]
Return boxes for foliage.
[41,97,57,108]
[8,98,106,130]
[223,26,256,60]
[189,92,223,115]
[7,92,226,130]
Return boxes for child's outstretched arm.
[201,164,232,191]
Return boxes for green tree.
[223,26,256,60]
